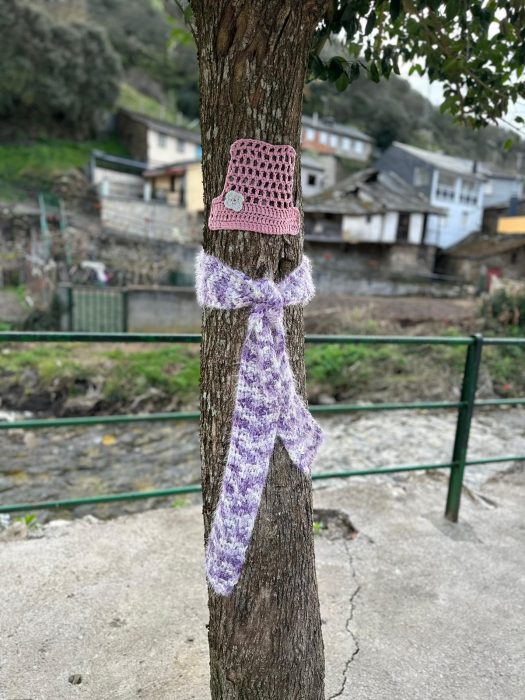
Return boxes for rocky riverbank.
[1,408,523,521]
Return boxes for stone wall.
[306,241,468,297]
[126,286,200,332]
[100,197,194,243]
[94,228,199,286]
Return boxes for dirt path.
[306,294,480,332]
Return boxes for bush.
[482,289,525,330]
[21,293,63,331]
[0,0,121,137]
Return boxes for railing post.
[122,289,129,333]
[67,286,74,332]
[445,333,483,522]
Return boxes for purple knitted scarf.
[196,250,323,596]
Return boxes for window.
[413,166,430,187]
[459,179,479,205]
[354,140,364,154]
[461,211,470,229]
[342,137,351,150]
[176,139,185,153]
[319,131,328,145]
[307,173,317,186]
[157,132,168,148]
[435,172,456,201]
[306,128,316,141]
[329,133,338,148]
[396,212,410,241]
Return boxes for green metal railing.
[0,331,524,522]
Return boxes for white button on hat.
[224,190,244,212]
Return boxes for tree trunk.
[191,2,328,697]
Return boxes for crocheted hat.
[208,138,301,235]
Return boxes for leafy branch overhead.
[309,0,525,132]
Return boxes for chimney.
[312,112,319,125]
[472,160,478,174]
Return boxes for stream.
[0,408,523,522]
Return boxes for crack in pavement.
[328,540,361,700]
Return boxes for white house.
[301,153,327,197]
[301,114,373,163]
[375,142,491,249]
[304,168,444,246]
[116,109,202,167]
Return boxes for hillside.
[0,0,523,206]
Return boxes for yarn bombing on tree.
[196,251,324,596]
[208,138,301,235]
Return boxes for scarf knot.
[196,250,323,596]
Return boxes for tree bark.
[191,2,328,697]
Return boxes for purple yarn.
[196,250,323,596]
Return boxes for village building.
[90,151,147,200]
[116,109,201,166]
[142,160,204,214]
[301,114,373,163]
[437,199,525,286]
[303,169,445,292]
[375,142,524,249]
[375,142,493,249]
[301,153,327,197]
[477,162,524,208]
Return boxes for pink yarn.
[208,138,301,235]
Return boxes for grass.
[0,344,91,384]
[2,285,30,309]
[117,83,181,124]
[102,346,200,402]
[0,136,129,202]
[0,329,523,413]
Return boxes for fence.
[59,285,199,333]
[63,287,127,332]
[0,331,524,522]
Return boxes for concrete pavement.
[0,466,523,699]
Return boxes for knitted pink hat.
[208,138,301,235]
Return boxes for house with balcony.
[143,160,204,214]
[375,142,490,249]
[116,109,202,167]
[303,168,444,288]
[301,115,373,164]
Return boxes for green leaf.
[327,57,344,81]
[365,11,376,35]
[309,54,327,81]
[390,0,401,22]
[408,63,424,77]
[170,26,192,46]
[335,72,350,92]
[350,62,361,81]
[503,138,514,151]
[381,56,392,78]
[515,116,524,124]
[392,55,400,75]
[369,61,380,82]
[445,0,459,20]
